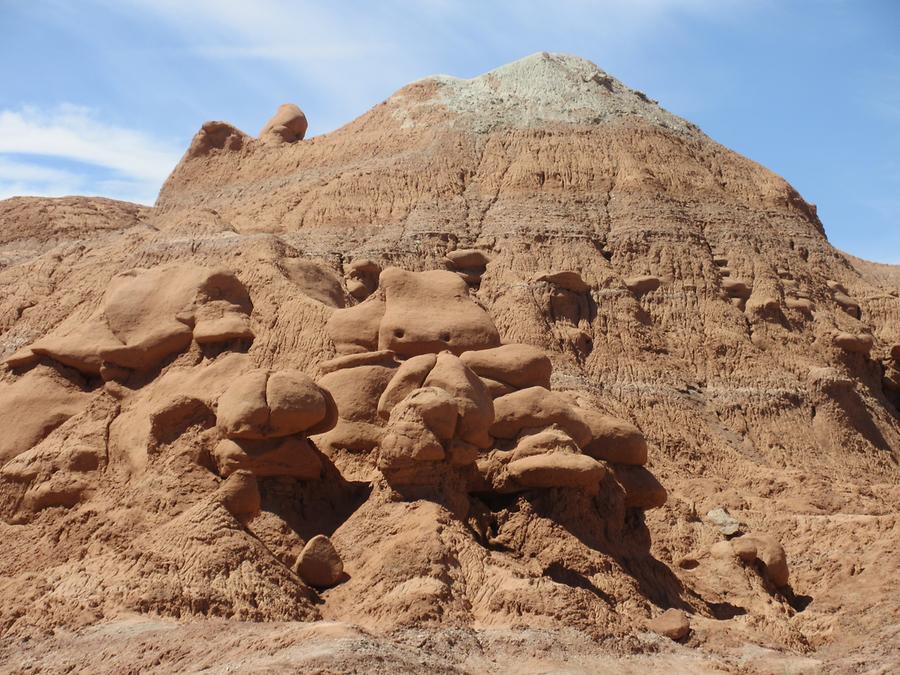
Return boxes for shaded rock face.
[0,52,898,672]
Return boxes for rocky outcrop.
[259,103,309,144]
[0,52,898,672]
[11,265,253,375]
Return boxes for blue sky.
[1,1,898,262]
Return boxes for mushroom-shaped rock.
[490,387,591,448]
[422,353,494,448]
[613,466,667,509]
[832,332,873,354]
[505,453,605,491]
[29,320,121,375]
[217,369,333,439]
[215,470,261,520]
[579,409,648,465]
[533,270,590,293]
[445,249,491,269]
[212,437,323,479]
[377,378,492,485]
[296,535,343,588]
[103,267,252,370]
[460,343,552,390]
[259,103,308,143]
[624,275,661,296]
[377,268,501,357]
[649,609,690,641]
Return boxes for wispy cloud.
[118,0,746,133]
[0,104,181,204]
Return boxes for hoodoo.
[0,53,898,671]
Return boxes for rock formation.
[0,52,897,672]
[259,103,309,144]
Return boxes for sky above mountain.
[1,0,898,262]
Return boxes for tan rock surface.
[0,52,898,672]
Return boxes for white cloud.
[118,0,749,130]
[0,104,182,204]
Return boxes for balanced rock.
[460,343,552,390]
[533,270,590,293]
[217,369,334,439]
[296,535,343,588]
[742,533,790,587]
[579,409,648,465]
[505,453,605,491]
[490,387,591,448]
[259,103,308,143]
[832,332,874,354]
[710,533,789,588]
[445,249,491,269]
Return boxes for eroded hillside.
[0,53,897,673]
